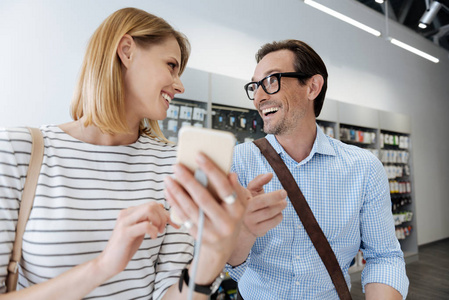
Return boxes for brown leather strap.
[6,127,44,292]
[253,138,352,300]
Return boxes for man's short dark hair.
[256,40,328,117]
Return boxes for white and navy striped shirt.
[0,125,194,299]
[227,125,409,299]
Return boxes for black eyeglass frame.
[243,72,311,100]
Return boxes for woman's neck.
[58,119,139,146]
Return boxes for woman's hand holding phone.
[164,127,248,286]
[164,154,248,285]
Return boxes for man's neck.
[275,122,317,163]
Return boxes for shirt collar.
[264,123,336,165]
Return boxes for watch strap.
[178,268,214,295]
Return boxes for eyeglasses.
[244,72,311,100]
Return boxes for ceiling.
[355,0,449,52]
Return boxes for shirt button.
[295,281,300,285]
[298,224,302,229]
[295,255,300,259]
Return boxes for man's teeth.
[162,93,172,103]
[262,107,279,116]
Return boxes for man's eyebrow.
[251,69,281,81]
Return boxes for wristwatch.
[178,268,225,295]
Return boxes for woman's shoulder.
[0,127,38,191]
[0,126,34,154]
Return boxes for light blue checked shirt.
[227,125,409,299]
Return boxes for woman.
[0,7,246,299]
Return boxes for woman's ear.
[307,74,324,101]
[117,34,135,69]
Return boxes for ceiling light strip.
[304,0,381,37]
[390,38,439,63]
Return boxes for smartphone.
[176,126,236,195]
[177,126,236,174]
[171,126,235,225]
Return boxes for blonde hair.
[71,7,190,141]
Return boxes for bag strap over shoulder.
[253,138,352,300]
[6,127,44,292]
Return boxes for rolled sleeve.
[225,251,251,282]
[361,257,408,299]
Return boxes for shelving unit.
[381,130,413,242]
[173,67,418,291]
[160,98,264,145]
[379,111,418,261]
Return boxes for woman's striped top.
[0,125,194,299]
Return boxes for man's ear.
[117,34,135,69]
[307,74,324,101]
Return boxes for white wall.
[1,0,448,245]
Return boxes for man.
[226,40,409,299]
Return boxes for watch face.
[211,273,225,294]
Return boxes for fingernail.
[196,152,207,164]
[280,190,287,199]
[170,210,183,225]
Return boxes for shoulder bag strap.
[253,138,352,300]
[6,127,44,292]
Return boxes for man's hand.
[244,173,287,237]
[227,173,287,266]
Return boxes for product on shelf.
[395,226,413,240]
[393,211,414,225]
[380,133,410,149]
[338,124,377,147]
[160,98,208,141]
[212,104,264,144]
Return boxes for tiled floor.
[351,238,449,299]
